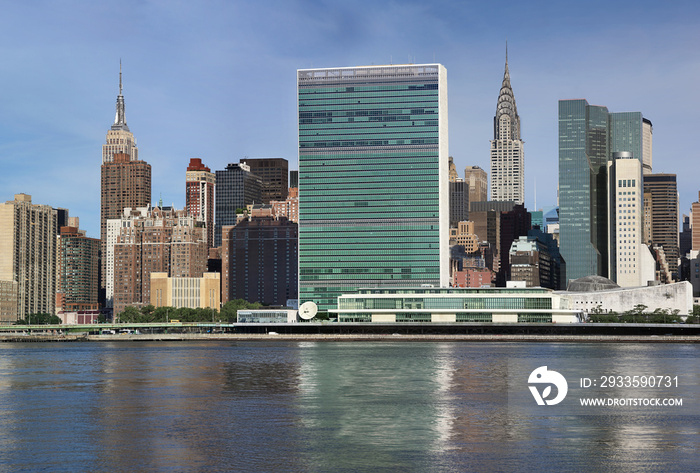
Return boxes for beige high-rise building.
[0,194,57,321]
[464,165,488,206]
[451,221,479,252]
[448,157,459,182]
[642,118,653,175]
[643,190,652,245]
[607,153,655,287]
[691,192,700,251]
[111,207,208,316]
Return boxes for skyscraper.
[692,193,700,252]
[642,118,653,175]
[607,152,654,287]
[497,204,531,285]
[449,180,469,228]
[490,49,524,204]
[644,174,679,279]
[239,158,289,203]
[101,153,151,294]
[558,99,651,282]
[298,64,449,311]
[559,100,610,281]
[221,216,298,306]
[214,162,262,247]
[56,225,100,312]
[186,158,216,248]
[464,165,488,207]
[0,194,57,320]
[100,65,151,299]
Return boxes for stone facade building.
[111,207,207,316]
[185,158,216,248]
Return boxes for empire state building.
[100,63,151,304]
[490,47,524,204]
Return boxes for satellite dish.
[298,301,318,320]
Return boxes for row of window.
[301,139,439,148]
[336,312,555,323]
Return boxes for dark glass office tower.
[214,163,262,247]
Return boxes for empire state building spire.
[490,43,524,204]
[102,60,138,165]
[112,60,129,131]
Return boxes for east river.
[0,341,698,472]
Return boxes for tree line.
[116,299,264,324]
[16,313,62,325]
[587,304,699,324]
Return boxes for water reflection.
[0,342,696,471]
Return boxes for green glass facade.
[559,99,608,282]
[610,112,643,159]
[559,100,647,283]
[298,65,449,310]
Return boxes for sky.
[1,0,699,239]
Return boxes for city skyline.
[0,1,699,239]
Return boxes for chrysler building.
[490,46,524,204]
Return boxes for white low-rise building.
[331,287,582,323]
[560,276,692,315]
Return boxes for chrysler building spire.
[494,45,519,140]
[490,44,524,204]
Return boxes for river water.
[0,341,698,472]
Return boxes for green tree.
[141,304,156,319]
[17,313,61,324]
[118,306,142,323]
[588,313,619,323]
[152,306,173,323]
[220,299,263,322]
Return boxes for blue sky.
[1,0,698,239]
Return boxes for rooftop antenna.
[534,176,537,211]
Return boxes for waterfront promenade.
[1,322,699,342]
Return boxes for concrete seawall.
[2,332,699,343]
